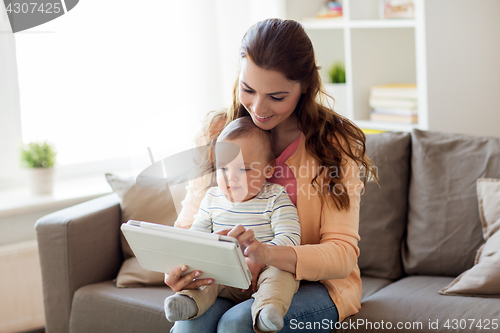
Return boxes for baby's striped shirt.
[190,182,301,246]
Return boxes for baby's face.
[216,137,273,203]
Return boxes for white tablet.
[121,220,252,289]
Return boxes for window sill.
[0,175,114,218]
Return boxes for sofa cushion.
[338,276,500,333]
[360,276,393,301]
[105,173,182,287]
[70,281,175,333]
[69,278,388,333]
[116,256,167,287]
[440,178,500,296]
[105,173,179,257]
[358,132,411,280]
[403,130,500,277]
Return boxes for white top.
[191,182,301,246]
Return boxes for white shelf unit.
[285,0,427,132]
[284,0,500,138]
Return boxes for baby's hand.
[226,225,270,265]
[244,258,265,292]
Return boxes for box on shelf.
[316,1,343,19]
[379,0,415,19]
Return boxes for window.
[1,0,284,189]
[15,1,222,168]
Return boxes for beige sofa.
[36,129,500,333]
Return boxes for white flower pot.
[28,167,55,196]
[324,83,348,117]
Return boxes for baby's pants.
[179,265,299,332]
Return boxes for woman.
[166,18,376,332]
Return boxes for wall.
[0,241,44,333]
[426,0,500,137]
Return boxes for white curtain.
[0,4,23,187]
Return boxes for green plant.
[328,61,346,84]
[20,141,57,168]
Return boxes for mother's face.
[238,58,303,131]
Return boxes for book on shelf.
[370,84,418,99]
[371,108,417,117]
[369,112,418,124]
[369,97,418,110]
[368,83,419,124]
[362,129,387,135]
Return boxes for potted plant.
[324,61,348,117]
[328,61,346,84]
[20,141,57,195]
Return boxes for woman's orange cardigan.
[175,133,363,321]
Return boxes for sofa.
[36,129,500,333]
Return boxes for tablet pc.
[121,220,252,289]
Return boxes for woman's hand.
[164,229,234,291]
[244,258,265,292]
[164,265,214,292]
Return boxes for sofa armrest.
[35,193,123,333]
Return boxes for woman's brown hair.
[200,18,377,210]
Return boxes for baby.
[164,117,301,333]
